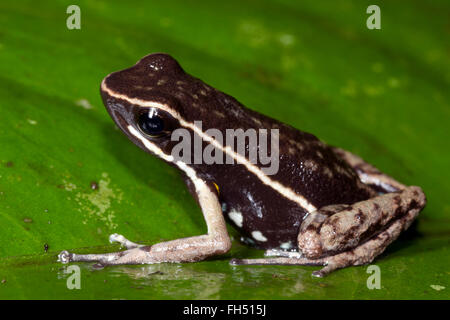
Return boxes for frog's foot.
[57,234,147,266]
[58,233,231,266]
[109,233,143,249]
[57,245,152,266]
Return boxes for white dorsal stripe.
[102,80,317,212]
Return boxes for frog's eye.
[137,108,167,137]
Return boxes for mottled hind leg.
[232,188,425,276]
[332,147,405,192]
[232,149,426,276]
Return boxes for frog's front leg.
[58,177,231,266]
[233,149,426,277]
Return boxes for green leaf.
[0,0,448,299]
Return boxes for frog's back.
[204,91,374,208]
[197,95,375,250]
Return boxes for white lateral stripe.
[128,125,223,236]
[103,80,317,212]
[128,125,202,190]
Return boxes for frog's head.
[100,54,186,156]
[101,53,229,165]
[101,53,262,169]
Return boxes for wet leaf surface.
[0,0,449,299]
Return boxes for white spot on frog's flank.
[280,241,292,250]
[247,193,263,218]
[228,210,243,227]
[430,285,445,291]
[75,98,94,110]
[252,231,267,242]
[27,119,37,125]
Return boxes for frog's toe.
[109,233,142,249]
[57,250,73,264]
[229,257,325,266]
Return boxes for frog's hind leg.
[232,149,426,277]
[294,148,426,275]
[332,147,406,192]
[231,196,423,277]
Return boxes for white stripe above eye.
[103,79,317,212]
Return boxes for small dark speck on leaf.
[44,243,49,252]
[23,217,33,223]
[90,181,99,190]
[5,161,14,167]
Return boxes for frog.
[58,53,426,277]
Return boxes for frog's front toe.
[57,250,73,264]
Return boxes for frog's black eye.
[138,109,165,137]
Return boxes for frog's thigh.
[298,186,426,259]
[58,177,231,266]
